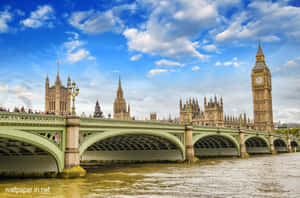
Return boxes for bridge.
[0,112,299,177]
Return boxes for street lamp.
[68,81,79,116]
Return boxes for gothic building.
[113,76,131,120]
[251,41,274,132]
[45,62,71,115]
[179,42,273,131]
[94,100,104,118]
[179,96,253,128]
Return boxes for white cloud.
[0,84,8,91]
[216,1,300,42]
[130,54,142,61]
[284,60,297,67]
[148,69,169,77]
[155,59,184,67]
[192,66,200,71]
[87,56,96,60]
[284,57,300,67]
[224,61,232,66]
[124,28,207,60]
[20,5,55,28]
[69,10,123,34]
[0,8,12,33]
[63,32,95,63]
[202,44,217,52]
[123,0,218,60]
[64,40,84,53]
[216,57,243,67]
[67,49,90,63]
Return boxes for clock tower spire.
[251,41,273,132]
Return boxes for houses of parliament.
[44,42,274,132]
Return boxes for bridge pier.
[269,134,276,154]
[185,125,194,162]
[239,129,248,158]
[61,116,86,178]
[287,135,292,153]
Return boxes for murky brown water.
[0,153,300,198]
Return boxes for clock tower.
[251,41,273,132]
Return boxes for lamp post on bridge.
[63,80,86,177]
[68,81,79,116]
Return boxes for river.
[0,153,299,198]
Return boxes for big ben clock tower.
[251,41,274,132]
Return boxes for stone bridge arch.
[0,129,64,173]
[273,138,288,152]
[192,133,240,157]
[244,135,270,154]
[79,130,185,162]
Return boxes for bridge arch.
[244,135,270,154]
[273,138,288,152]
[192,134,240,157]
[0,129,64,173]
[79,130,185,162]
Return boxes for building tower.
[251,41,273,132]
[204,96,224,127]
[113,76,131,120]
[94,100,104,118]
[45,61,71,115]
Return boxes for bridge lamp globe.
[76,87,79,95]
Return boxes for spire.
[118,75,122,89]
[179,99,182,110]
[117,75,124,98]
[55,60,61,85]
[46,74,49,88]
[254,40,267,69]
[67,74,71,87]
[256,40,264,57]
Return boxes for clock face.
[255,76,263,85]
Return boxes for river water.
[0,153,299,198]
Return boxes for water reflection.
[0,153,299,198]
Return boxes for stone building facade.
[251,42,274,132]
[45,65,71,115]
[113,76,131,120]
[179,96,254,128]
[179,42,273,131]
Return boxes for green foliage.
[275,127,300,137]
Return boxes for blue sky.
[0,0,299,122]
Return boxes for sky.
[0,0,299,123]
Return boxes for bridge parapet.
[0,112,65,126]
[80,117,185,131]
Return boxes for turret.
[67,75,71,88]
[46,74,49,88]
[179,99,182,110]
[220,96,223,107]
[117,75,124,98]
[55,60,61,85]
